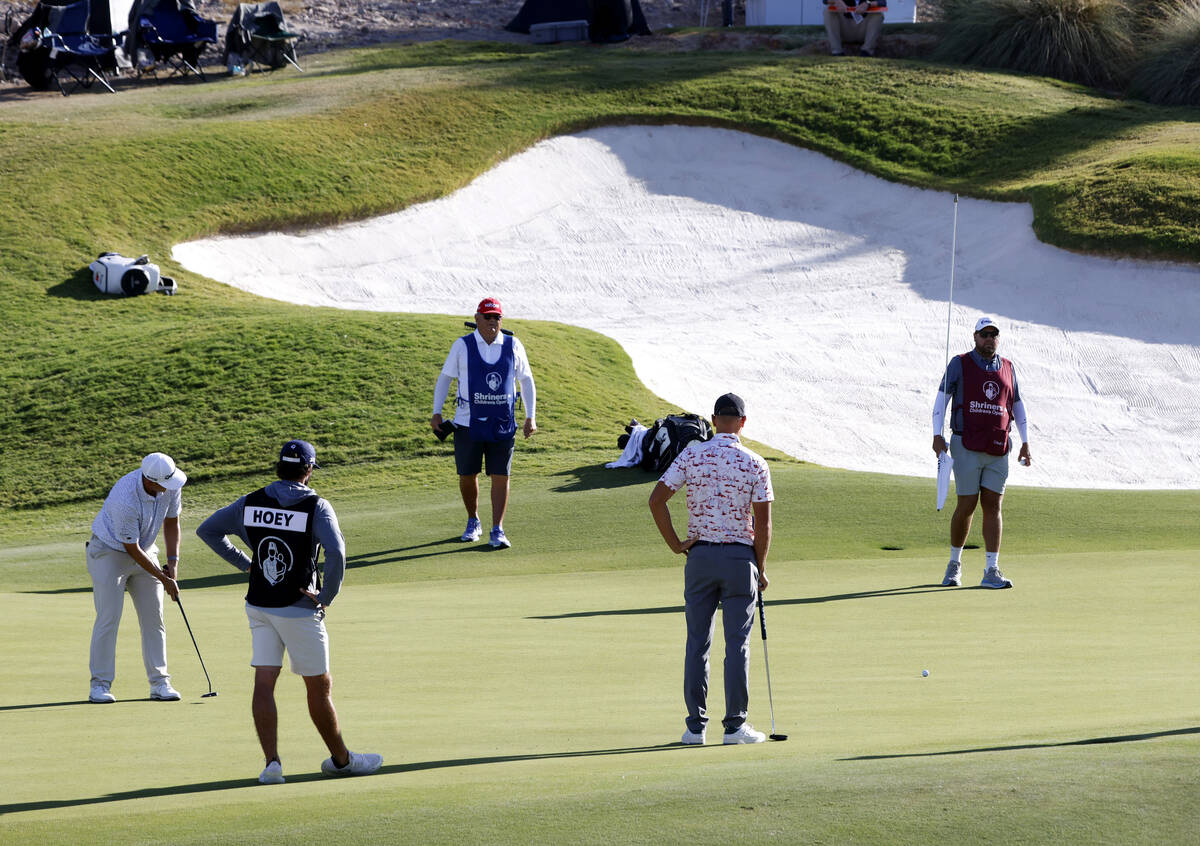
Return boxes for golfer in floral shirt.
[648,392,773,746]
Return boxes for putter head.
[769,733,788,741]
[202,691,218,698]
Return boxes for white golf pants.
[86,539,169,687]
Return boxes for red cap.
[476,297,502,316]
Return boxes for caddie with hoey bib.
[196,439,381,785]
[431,297,537,550]
[932,317,1032,590]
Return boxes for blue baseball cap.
[279,439,320,468]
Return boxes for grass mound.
[934,0,1135,89]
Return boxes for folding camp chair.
[225,2,300,73]
[31,0,119,94]
[131,0,217,81]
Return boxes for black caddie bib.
[243,488,321,608]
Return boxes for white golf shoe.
[980,567,1013,589]
[321,750,383,777]
[723,723,767,744]
[89,683,115,704]
[681,728,706,745]
[259,760,285,785]
[941,560,962,587]
[150,681,181,701]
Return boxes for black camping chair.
[225,2,301,73]
[130,0,217,81]
[14,0,120,95]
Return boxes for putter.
[756,592,787,741]
[176,596,218,698]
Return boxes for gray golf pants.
[87,539,169,687]
[683,542,759,735]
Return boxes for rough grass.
[1128,0,1200,106]
[933,0,1136,89]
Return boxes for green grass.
[2,39,1199,844]
[3,42,1200,516]
[1,464,1197,844]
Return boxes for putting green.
[2,494,1196,844]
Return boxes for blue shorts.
[949,433,1010,496]
[453,427,515,477]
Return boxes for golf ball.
[921,669,930,677]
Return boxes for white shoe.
[89,683,115,704]
[681,728,706,745]
[981,567,1013,589]
[259,760,285,784]
[460,517,482,542]
[321,750,383,776]
[150,681,181,701]
[489,527,511,549]
[723,723,767,744]
[941,560,962,587]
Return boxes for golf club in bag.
[176,596,217,698]
[756,592,787,741]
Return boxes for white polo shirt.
[90,469,182,553]
[437,330,537,427]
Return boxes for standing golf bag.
[639,413,714,474]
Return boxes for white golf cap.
[141,452,187,490]
[974,316,1000,333]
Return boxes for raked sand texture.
[173,126,1200,489]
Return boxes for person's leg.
[489,473,509,528]
[950,493,979,547]
[304,672,350,767]
[823,9,845,54]
[861,12,884,53]
[683,551,720,735]
[252,666,283,764]
[722,0,733,26]
[719,555,758,733]
[126,565,169,685]
[979,487,1004,553]
[459,474,479,519]
[87,544,129,687]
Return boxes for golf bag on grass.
[639,413,713,474]
[90,252,177,295]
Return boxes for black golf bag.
[639,413,714,474]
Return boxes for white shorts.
[246,603,329,677]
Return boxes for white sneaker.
[89,683,115,704]
[681,728,706,745]
[259,760,285,784]
[150,681,181,701]
[723,723,767,744]
[321,750,383,777]
[941,560,962,586]
[460,517,482,542]
[981,567,1013,589]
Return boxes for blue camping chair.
[130,0,217,81]
[17,0,120,94]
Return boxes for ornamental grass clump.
[933,0,1135,90]
[1128,0,1200,105]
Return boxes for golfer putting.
[196,440,382,784]
[85,452,187,704]
[932,317,1032,588]
[648,393,774,745]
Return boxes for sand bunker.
[173,125,1200,489]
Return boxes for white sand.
[173,125,1200,489]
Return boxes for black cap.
[713,393,746,417]
[279,439,320,468]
